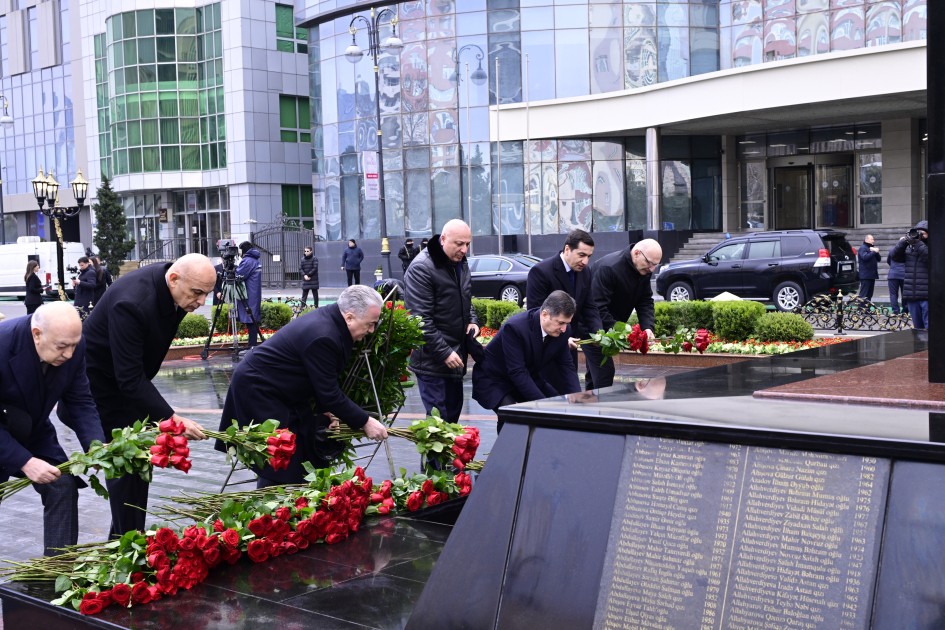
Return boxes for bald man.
[61,253,216,537]
[585,238,662,389]
[404,219,480,424]
[0,302,105,556]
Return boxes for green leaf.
[54,575,73,593]
[89,475,109,499]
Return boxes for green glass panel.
[215,59,224,86]
[277,39,293,53]
[95,34,105,58]
[300,132,311,143]
[126,93,140,119]
[298,97,310,127]
[207,90,216,116]
[128,121,141,146]
[138,38,155,64]
[122,12,136,38]
[143,146,160,171]
[218,142,226,167]
[199,91,208,116]
[275,4,293,39]
[124,67,139,92]
[296,28,307,41]
[178,64,197,89]
[301,186,314,217]
[114,122,127,148]
[216,86,225,113]
[109,16,122,41]
[159,92,178,117]
[140,92,158,118]
[296,42,308,54]
[213,31,222,59]
[141,119,159,144]
[99,134,108,154]
[178,36,196,62]
[139,65,157,91]
[115,97,127,122]
[177,7,196,35]
[208,144,217,169]
[156,37,175,63]
[155,9,175,35]
[128,148,142,173]
[217,115,225,140]
[98,109,107,128]
[162,146,181,170]
[200,117,208,142]
[137,9,155,36]
[160,118,180,143]
[196,7,204,33]
[112,44,124,68]
[157,64,177,89]
[279,95,296,128]
[282,185,299,216]
[96,84,107,108]
[123,39,136,65]
[281,130,297,142]
[114,69,125,95]
[179,91,198,117]
[180,118,199,143]
[116,149,128,175]
[211,3,221,31]
[95,59,105,83]
[182,145,200,170]
[201,144,210,169]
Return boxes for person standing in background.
[90,256,113,306]
[236,241,263,348]
[420,238,429,251]
[299,246,319,307]
[856,234,880,301]
[886,247,905,315]
[71,257,97,314]
[890,220,930,329]
[397,238,420,273]
[24,260,45,314]
[341,239,364,286]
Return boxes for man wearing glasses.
[586,238,662,389]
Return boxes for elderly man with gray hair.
[216,284,389,486]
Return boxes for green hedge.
[472,298,490,326]
[177,313,210,338]
[260,302,293,330]
[712,301,766,341]
[630,301,714,337]
[753,312,814,342]
[486,300,523,329]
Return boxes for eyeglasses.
[639,250,660,269]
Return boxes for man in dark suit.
[472,291,581,429]
[526,229,600,388]
[0,302,105,556]
[67,253,217,537]
[586,238,662,389]
[216,285,389,486]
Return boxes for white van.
[0,236,87,299]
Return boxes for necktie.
[567,269,576,292]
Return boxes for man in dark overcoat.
[526,229,600,388]
[586,238,662,389]
[216,284,389,486]
[0,302,105,555]
[473,291,581,429]
[63,253,216,537]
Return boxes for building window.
[279,95,311,143]
[282,184,314,228]
[275,4,307,54]
[858,152,882,225]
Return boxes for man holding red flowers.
[0,302,105,556]
[216,284,388,486]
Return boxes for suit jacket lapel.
[552,256,570,292]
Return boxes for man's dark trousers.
[415,373,464,423]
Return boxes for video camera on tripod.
[217,238,241,272]
[203,238,264,360]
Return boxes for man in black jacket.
[526,229,599,388]
[891,220,930,329]
[72,256,97,313]
[404,219,479,423]
[67,253,216,537]
[217,285,389,486]
[586,238,661,389]
[299,246,319,306]
[857,234,881,301]
[397,238,419,273]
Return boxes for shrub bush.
[260,302,293,330]
[653,302,672,337]
[753,312,814,342]
[675,300,715,331]
[486,300,523,329]
[211,303,234,333]
[712,301,766,341]
[176,313,210,339]
[472,298,490,327]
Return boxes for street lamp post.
[31,168,89,301]
[450,44,487,251]
[0,97,14,244]
[345,7,403,279]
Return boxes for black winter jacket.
[891,238,929,301]
[404,234,478,379]
[299,254,319,289]
[590,244,656,332]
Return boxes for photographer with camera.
[856,234,881,301]
[71,257,97,314]
[236,241,263,347]
[890,220,930,329]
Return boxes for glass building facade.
[303,0,927,242]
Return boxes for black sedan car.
[468,253,540,306]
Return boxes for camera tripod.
[201,263,266,362]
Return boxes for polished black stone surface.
[0,513,453,630]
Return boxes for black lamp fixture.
[345,7,403,278]
[32,167,90,300]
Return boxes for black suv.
[655,229,857,311]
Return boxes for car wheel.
[773,281,804,311]
[667,281,694,302]
[500,284,522,305]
